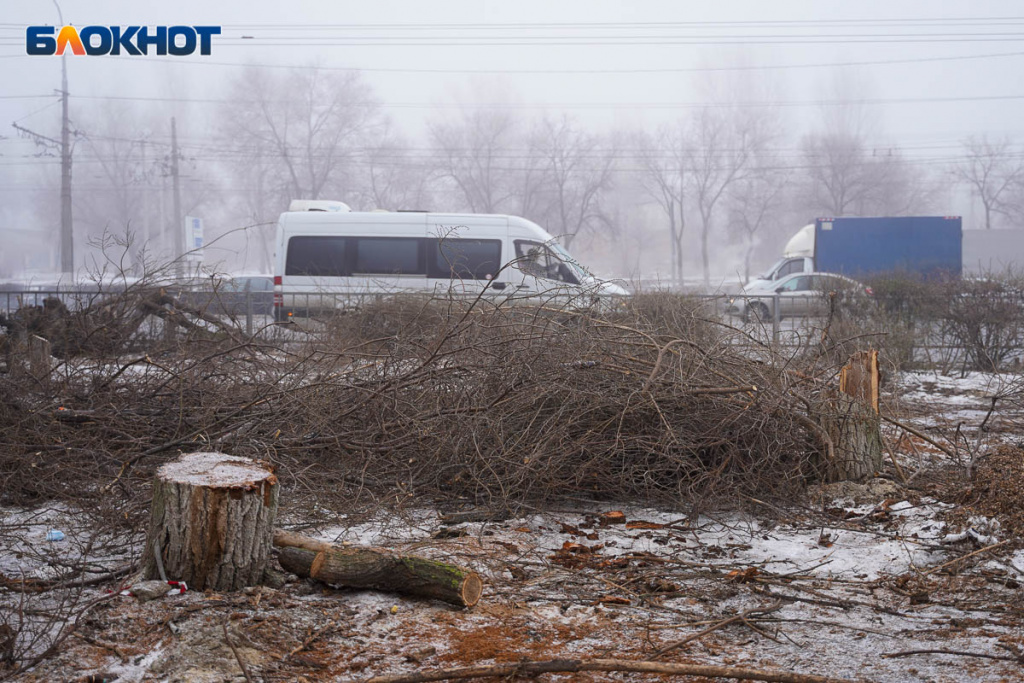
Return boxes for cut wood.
[143,452,279,591]
[838,349,879,413]
[274,530,482,608]
[3,288,233,358]
[818,350,882,482]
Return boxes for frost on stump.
[143,452,279,591]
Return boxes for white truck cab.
[747,223,815,288]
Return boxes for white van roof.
[288,199,351,213]
[277,208,559,244]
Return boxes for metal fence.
[0,289,111,315]
[3,287,1023,372]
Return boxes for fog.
[2,0,1023,286]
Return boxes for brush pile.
[0,291,835,516]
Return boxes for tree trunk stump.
[819,350,883,482]
[28,335,52,381]
[143,452,279,591]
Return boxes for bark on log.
[274,530,482,608]
[143,452,279,591]
[819,350,882,482]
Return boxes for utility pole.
[11,80,73,275]
[14,3,74,275]
[139,138,150,273]
[58,40,72,275]
[170,117,183,277]
[50,0,73,275]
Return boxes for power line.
[6,37,1024,48]
[13,99,60,124]
[6,17,1024,29]
[3,47,1024,75]
[8,30,1024,49]
[3,149,1016,172]
[52,92,1024,109]
[4,49,1013,76]
[212,17,1024,28]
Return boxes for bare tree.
[799,71,933,219]
[428,108,521,213]
[634,125,687,283]
[726,161,790,284]
[216,66,382,271]
[689,104,771,287]
[220,65,383,208]
[800,135,933,217]
[869,151,940,216]
[529,115,616,249]
[953,136,1024,230]
[75,104,148,270]
[800,131,875,216]
[359,122,435,212]
[74,104,213,274]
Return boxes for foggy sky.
[2,0,1023,278]
[3,1,1021,137]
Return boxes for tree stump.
[143,452,279,591]
[28,335,52,381]
[819,350,883,482]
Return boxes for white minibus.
[272,201,627,320]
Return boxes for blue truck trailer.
[750,216,963,287]
[814,216,962,278]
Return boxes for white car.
[726,272,873,322]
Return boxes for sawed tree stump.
[143,452,279,591]
[819,350,883,482]
[28,335,53,381]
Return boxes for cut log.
[818,350,883,482]
[143,452,279,591]
[274,530,482,608]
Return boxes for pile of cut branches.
[0,292,839,516]
[279,294,826,509]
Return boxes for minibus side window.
[353,237,424,275]
[428,239,501,280]
[286,236,349,276]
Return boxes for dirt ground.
[2,370,1024,683]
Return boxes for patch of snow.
[100,645,166,683]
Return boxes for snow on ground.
[897,370,1003,405]
[7,494,1019,682]
[2,371,1023,682]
